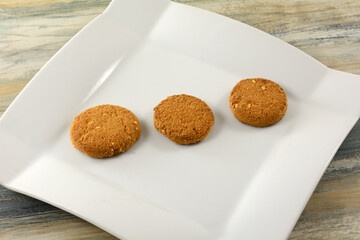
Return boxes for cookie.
[153,94,215,144]
[70,104,141,158]
[229,78,287,127]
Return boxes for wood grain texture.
[0,0,359,239]
[0,0,74,8]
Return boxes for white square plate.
[1,0,360,239]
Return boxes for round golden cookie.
[70,104,141,158]
[229,78,287,127]
[153,94,215,144]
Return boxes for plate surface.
[0,0,360,239]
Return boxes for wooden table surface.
[1,0,359,239]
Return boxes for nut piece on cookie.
[229,78,287,127]
[70,104,141,158]
[153,94,215,144]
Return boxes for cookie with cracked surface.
[70,104,141,158]
[153,94,215,144]
[229,78,287,127]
